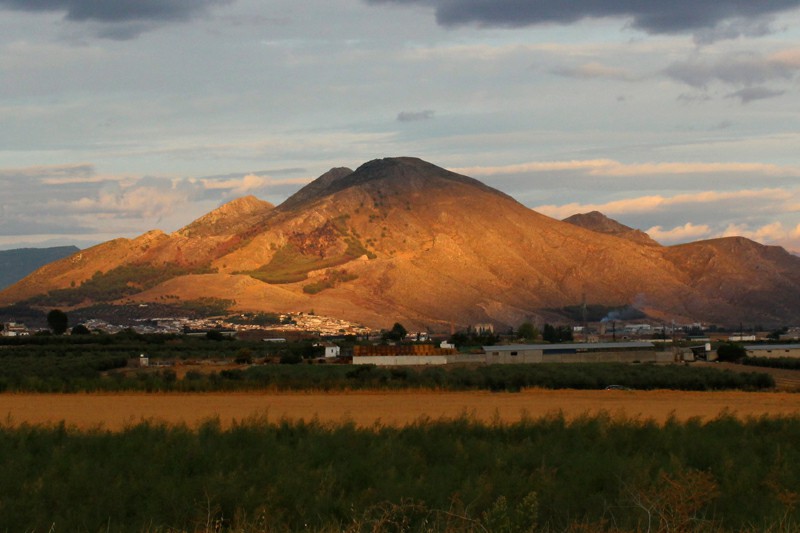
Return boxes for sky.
[1,0,799,252]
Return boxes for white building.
[482,342,672,364]
[744,345,800,359]
[1,322,29,337]
[325,345,340,358]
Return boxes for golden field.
[3,389,800,430]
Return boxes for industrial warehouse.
[352,341,675,366]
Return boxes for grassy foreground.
[2,414,800,532]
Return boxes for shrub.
[717,342,747,362]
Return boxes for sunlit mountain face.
[3,158,799,331]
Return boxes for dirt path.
[2,389,800,430]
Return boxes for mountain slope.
[2,157,799,329]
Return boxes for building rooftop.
[483,342,655,352]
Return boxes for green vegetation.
[558,303,646,322]
[177,297,235,316]
[3,414,800,531]
[246,242,365,284]
[23,264,214,306]
[46,308,69,334]
[0,331,775,393]
[743,356,800,370]
[717,342,747,362]
[450,328,500,348]
[516,321,539,341]
[245,220,372,284]
[542,323,574,343]
[381,322,408,342]
[227,312,283,326]
[303,269,358,294]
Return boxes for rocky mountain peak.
[176,195,274,238]
[279,167,354,211]
[278,157,513,211]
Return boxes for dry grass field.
[2,389,800,430]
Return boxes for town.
[4,309,799,368]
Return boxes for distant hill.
[2,157,800,329]
[563,211,660,247]
[0,246,80,290]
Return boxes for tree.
[46,309,68,335]
[716,342,746,362]
[71,324,91,335]
[767,327,788,341]
[517,322,539,342]
[542,323,573,343]
[382,322,408,343]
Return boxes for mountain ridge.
[563,211,660,247]
[2,157,799,329]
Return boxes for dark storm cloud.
[0,0,231,38]
[0,0,230,22]
[365,0,800,37]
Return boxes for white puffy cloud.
[646,223,712,243]
[67,184,189,219]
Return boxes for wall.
[484,349,674,364]
[746,347,800,359]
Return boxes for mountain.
[0,246,80,290]
[2,157,800,329]
[563,211,660,247]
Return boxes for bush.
[717,342,747,362]
[2,415,800,531]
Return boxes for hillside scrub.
[23,264,215,306]
[2,414,800,531]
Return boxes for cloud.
[645,221,800,251]
[722,221,788,242]
[200,174,312,196]
[726,86,786,104]
[0,163,96,182]
[66,182,190,219]
[550,62,635,81]
[664,49,800,88]
[646,223,712,243]
[533,188,793,219]
[364,0,800,40]
[397,110,435,122]
[0,0,232,39]
[453,159,800,178]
